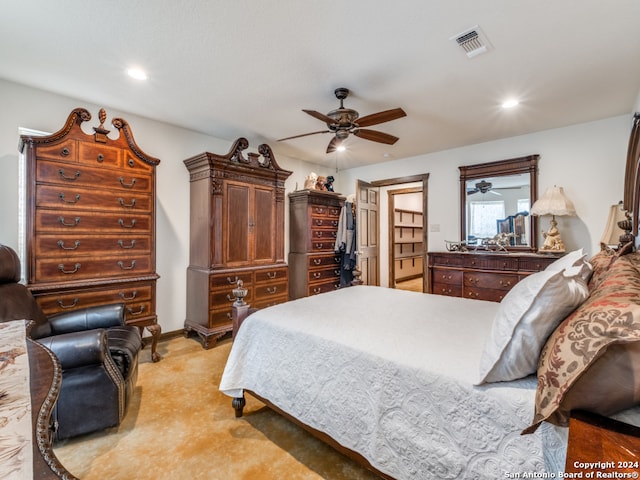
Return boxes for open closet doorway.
[355,174,428,291]
[389,187,425,292]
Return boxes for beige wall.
[337,114,631,259]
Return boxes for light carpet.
[53,334,382,480]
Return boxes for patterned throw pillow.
[523,252,640,434]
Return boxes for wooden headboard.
[623,113,640,237]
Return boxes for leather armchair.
[0,244,142,440]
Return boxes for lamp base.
[538,216,566,253]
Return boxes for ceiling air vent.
[451,26,491,58]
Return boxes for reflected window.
[469,201,505,239]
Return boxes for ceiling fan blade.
[326,136,342,153]
[353,128,399,145]
[303,109,337,125]
[489,190,502,196]
[355,108,406,127]
[277,130,330,142]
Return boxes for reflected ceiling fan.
[467,180,502,196]
[277,87,406,153]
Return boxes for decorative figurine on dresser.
[289,188,345,299]
[183,138,291,348]
[19,108,162,362]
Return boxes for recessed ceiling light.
[127,68,147,81]
[501,99,519,109]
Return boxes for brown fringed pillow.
[523,252,640,434]
[587,242,634,290]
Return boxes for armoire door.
[224,180,276,267]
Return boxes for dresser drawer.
[310,240,337,252]
[34,234,152,258]
[210,271,253,291]
[309,205,341,218]
[36,184,152,213]
[310,216,339,229]
[462,287,508,302]
[463,272,519,291]
[35,254,153,282]
[308,279,340,296]
[35,139,78,162]
[310,229,337,241]
[254,266,288,283]
[431,268,462,285]
[210,288,253,306]
[253,294,288,309]
[254,280,287,301]
[36,159,153,193]
[430,282,462,297]
[308,253,341,268]
[34,281,156,324]
[308,267,340,283]
[78,143,121,168]
[36,210,152,234]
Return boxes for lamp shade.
[530,186,576,217]
[600,202,626,247]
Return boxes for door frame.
[370,174,429,292]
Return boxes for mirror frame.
[459,155,539,252]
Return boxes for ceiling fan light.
[501,98,519,109]
[336,145,346,152]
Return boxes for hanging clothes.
[334,200,357,287]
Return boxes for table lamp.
[530,185,576,253]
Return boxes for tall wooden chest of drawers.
[427,251,560,302]
[19,108,162,361]
[183,139,291,348]
[289,189,345,299]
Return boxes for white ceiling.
[2,1,639,169]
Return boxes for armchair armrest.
[49,303,126,334]
[36,329,109,369]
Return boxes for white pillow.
[545,248,593,282]
[477,265,589,384]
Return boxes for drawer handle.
[226,294,236,302]
[313,272,321,279]
[118,197,137,208]
[58,263,80,274]
[267,271,277,279]
[266,287,277,294]
[332,232,336,238]
[97,153,104,162]
[334,270,340,275]
[468,292,480,298]
[226,276,239,285]
[118,218,137,228]
[126,305,145,316]
[119,291,138,300]
[499,280,512,287]
[128,159,135,168]
[441,274,452,280]
[315,207,325,214]
[332,220,338,227]
[315,243,323,249]
[315,219,323,226]
[312,287,322,294]
[467,277,480,285]
[57,240,80,250]
[117,260,137,270]
[60,147,70,156]
[440,288,452,294]
[313,259,322,265]
[58,168,80,181]
[118,239,136,249]
[58,192,80,204]
[334,257,340,263]
[119,177,137,188]
[57,298,79,309]
[314,231,322,237]
[58,216,80,227]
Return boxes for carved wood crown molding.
[18,107,161,167]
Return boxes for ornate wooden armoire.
[183,138,291,348]
[19,108,162,361]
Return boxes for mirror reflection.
[465,174,530,247]
[459,155,539,252]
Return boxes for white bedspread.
[219,286,566,479]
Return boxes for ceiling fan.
[277,87,406,153]
[467,180,502,196]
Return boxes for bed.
[219,113,640,480]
